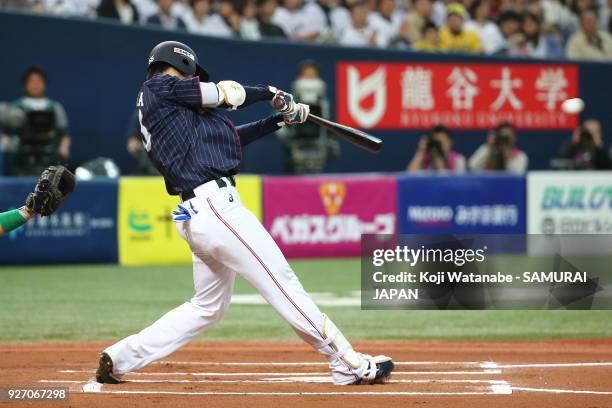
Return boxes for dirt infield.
[1,340,611,408]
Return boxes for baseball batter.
[96,41,394,386]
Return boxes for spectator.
[327,0,353,40]
[496,9,524,55]
[412,21,440,50]
[541,0,578,36]
[407,125,466,173]
[146,0,187,30]
[241,0,262,39]
[184,0,213,34]
[297,0,334,41]
[566,7,612,60]
[272,0,316,40]
[431,0,451,27]
[10,66,71,176]
[438,3,483,53]
[469,122,528,174]
[338,1,377,46]
[465,0,505,54]
[39,0,98,16]
[131,0,159,21]
[97,0,140,24]
[257,0,286,38]
[171,0,194,21]
[402,0,433,44]
[204,0,241,37]
[508,12,565,58]
[390,18,412,48]
[555,118,611,169]
[368,0,405,47]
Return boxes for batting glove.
[172,202,199,222]
[216,80,246,110]
[272,89,310,125]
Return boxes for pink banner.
[263,175,397,258]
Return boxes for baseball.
[561,98,584,114]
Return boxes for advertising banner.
[527,171,612,234]
[397,175,526,234]
[118,175,262,265]
[337,62,578,130]
[0,178,118,264]
[263,175,397,258]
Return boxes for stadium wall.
[2,172,611,264]
[0,11,611,174]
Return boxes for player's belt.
[181,176,236,201]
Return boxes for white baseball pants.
[104,178,364,384]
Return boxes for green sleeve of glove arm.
[0,209,27,234]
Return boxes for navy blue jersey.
[137,74,283,195]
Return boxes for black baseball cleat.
[351,355,395,385]
[95,352,121,384]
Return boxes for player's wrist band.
[0,209,27,233]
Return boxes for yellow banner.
[118,175,262,265]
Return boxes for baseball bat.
[306,114,382,153]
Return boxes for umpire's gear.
[147,41,209,81]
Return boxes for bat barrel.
[307,114,382,153]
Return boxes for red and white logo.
[337,62,579,130]
[346,66,387,128]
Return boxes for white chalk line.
[156,361,484,367]
[40,378,509,385]
[488,362,612,369]
[59,369,502,376]
[512,387,612,395]
[158,361,612,369]
[76,389,510,397]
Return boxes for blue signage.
[397,174,526,234]
[0,178,118,264]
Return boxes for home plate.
[82,380,103,392]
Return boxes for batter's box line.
[58,369,502,376]
[156,360,612,369]
[40,378,509,385]
[155,360,485,366]
[71,381,515,396]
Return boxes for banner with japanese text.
[263,175,397,258]
[397,174,526,234]
[0,178,118,264]
[337,62,579,130]
[527,171,612,234]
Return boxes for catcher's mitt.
[25,166,76,216]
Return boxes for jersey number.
[138,109,152,152]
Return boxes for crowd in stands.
[2,0,612,60]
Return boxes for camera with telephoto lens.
[578,126,594,146]
[493,131,511,147]
[426,135,444,157]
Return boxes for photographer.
[407,125,466,173]
[468,122,528,174]
[554,118,611,170]
[9,66,71,176]
[278,60,338,174]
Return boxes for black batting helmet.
[147,41,209,81]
